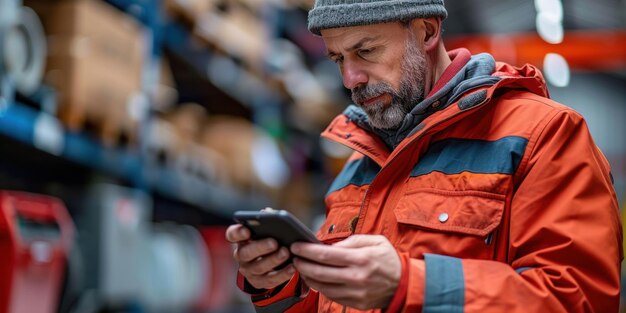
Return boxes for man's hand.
[290,235,401,310]
[225,224,295,290]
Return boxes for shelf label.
[33,113,64,156]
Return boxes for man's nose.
[342,60,368,90]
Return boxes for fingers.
[290,243,358,267]
[289,235,383,267]
[236,245,295,290]
[243,247,290,275]
[244,263,296,290]
[225,224,251,243]
[292,235,400,311]
[293,257,360,284]
[332,234,384,248]
[228,223,296,290]
[234,237,279,262]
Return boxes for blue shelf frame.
[0,102,267,217]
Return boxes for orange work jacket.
[247,62,623,313]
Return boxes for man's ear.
[410,17,442,52]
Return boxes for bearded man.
[226,1,623,312]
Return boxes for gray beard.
[351,37,426,130]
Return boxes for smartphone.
[233,209,320,247]
[234,210,320,270]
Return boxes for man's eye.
[358,49,374,57]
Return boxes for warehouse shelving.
[163,21,284,112]
[0,101,268,218]
[0,1,308,313]
[0,0,289,218]
[103,0,285,116]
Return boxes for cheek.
[364,62,402,90]
[379,52,407,90]
[383,67,404,91]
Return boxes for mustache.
[351,82,396,105]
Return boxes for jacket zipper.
[335,99,490,313]
[353,186,371,234]
[485,232,494,245]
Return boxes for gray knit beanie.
[308,0,448,35]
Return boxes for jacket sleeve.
[237,272,319,312]
[401,108,623,313]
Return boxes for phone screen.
[233,210,320,247]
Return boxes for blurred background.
[0,0,624,312]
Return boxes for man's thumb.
[333,234,383,248]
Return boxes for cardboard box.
[198,116,290,195]
[193,3,267,71]
[27,0,146,145]
[46,50,140,144]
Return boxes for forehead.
[320,22,407,52]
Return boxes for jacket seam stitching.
[512,100,564,185]
[403,188,506,200]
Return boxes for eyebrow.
[326,36,381,59]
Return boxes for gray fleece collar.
[344,53,500,150]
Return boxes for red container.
[193,226,237,311]
[0,191,74,313]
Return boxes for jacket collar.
[322,58,549,165]
[344,49,502,150]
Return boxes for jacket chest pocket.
[393,188,505,260]
[317,201,361,244]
